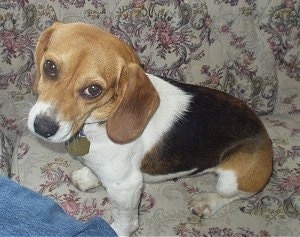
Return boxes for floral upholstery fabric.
[9,114,300,236]
[0,0,299,236]
[0,130,12,176]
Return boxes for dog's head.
[28,22,159,144]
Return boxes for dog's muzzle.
[33,115,59,138]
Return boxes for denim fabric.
[0,176,116,236]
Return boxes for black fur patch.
[141,77,265,175]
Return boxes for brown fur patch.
[107,64,160,144]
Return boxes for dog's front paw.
[71,167,101,191]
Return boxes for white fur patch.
[142,74,192,152]
[215,169,239,197]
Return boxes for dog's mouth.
[28,114,74,143]
[27,101,78,143]
[27,100,109,144]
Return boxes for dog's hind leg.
[188,169,252,218]
[188,137,273,218]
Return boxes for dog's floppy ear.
[33,22,61,94]
[107,63,160,144]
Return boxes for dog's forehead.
[49,24,124,56]
[42,25,125,84]
[49,28,111,58]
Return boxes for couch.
[0,0,299,236]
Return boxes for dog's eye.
[82,84,102,98]
[43,60,57,78]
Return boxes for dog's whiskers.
[13,101,34,106]
[15,117,28,124]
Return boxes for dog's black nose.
[34,116,59,138]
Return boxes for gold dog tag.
[65,136,90,156]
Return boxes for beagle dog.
[28,22,273,236]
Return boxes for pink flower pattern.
[0,0,299,236]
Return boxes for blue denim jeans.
[0,176,116,236]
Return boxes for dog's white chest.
[81,123,142,182]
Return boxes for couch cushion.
[11,113,299,236]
